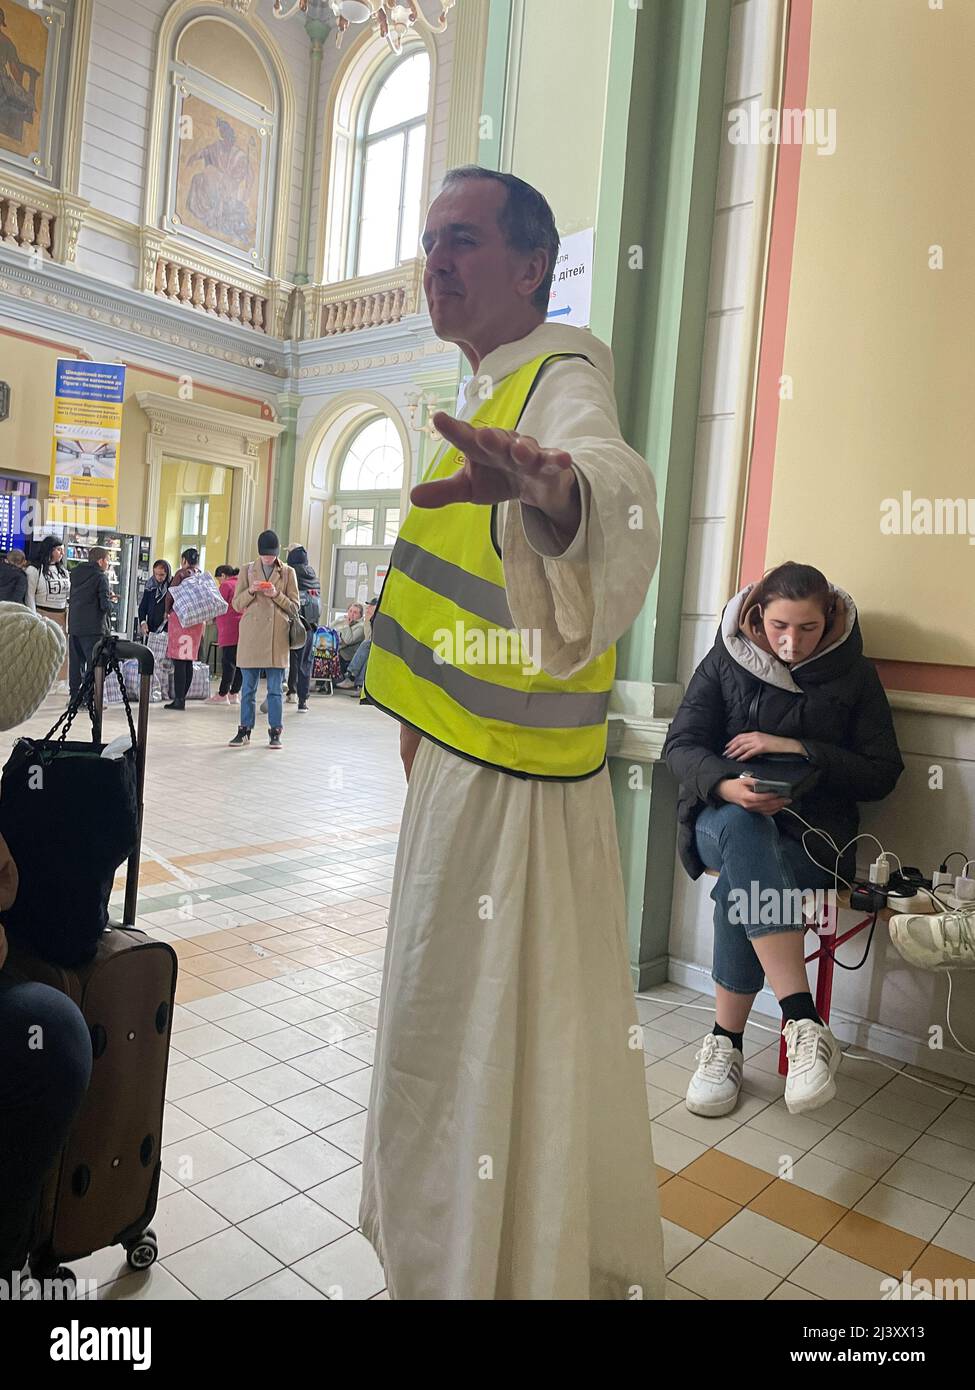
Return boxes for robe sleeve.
[498,357,660,679]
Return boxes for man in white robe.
[359,168,665,1300]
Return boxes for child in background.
[210,565,242,704]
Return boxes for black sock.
[779,991,821,1025]
[712,1023,744,1052]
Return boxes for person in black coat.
[0,549,28,605]
[138,559,172,635]
[285,545,321,711]
[662,561,903,1121]
[66,547,114,697]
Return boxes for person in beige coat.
[228,529,299,749]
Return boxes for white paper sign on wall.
[546,228,594,329]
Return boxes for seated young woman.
[662,562,903,1117]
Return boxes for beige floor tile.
[809,1130,899,1180]
[788,1244,892,1300]
[716,1126,796,1177]
[276,1085,364,1130]
[664,1278,703,1299]
[644,1059,696,1097]
[260,1133,359,1188]
[161,1129,251,1187]
[711,1208,816,1276]
[166,1058,223,1101]
[839,1108,925,1155]
[668,1241,780,1300]
[881,1155,972,1209]
[854,1182,953,1241]
[161,1227,282,1300]
[307,1164,364,1226]
[789,1153,876,1206]
[930,1211,975,1262]
[230,1269,327,1300]
[292,1231,385,1300]
[926,1109,975,1152]
[654,1101,745,1146]
[191,1161,298,1224]
[660,1218,704,1272]
[174,1082,266,1128]
[905,1134,975,1182]
[648,1124,708,1174]
[746,1101,832,1151]
[214,1105,310,1158]
[767,1281,823,1300]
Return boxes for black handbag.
[0,659,140,967]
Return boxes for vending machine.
[37,525,153,637]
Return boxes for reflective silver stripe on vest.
[372,612,610,730]
[391,537,513,628]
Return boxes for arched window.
[335,416,404,544]
[350,49,430,277]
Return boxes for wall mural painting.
[0,2,48,156]
[175,93,260,253]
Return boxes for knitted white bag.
[0,601,66,731]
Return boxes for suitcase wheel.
[124,1228,158,1271]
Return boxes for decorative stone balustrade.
[151,256,269,333]
[0,195,55,258]
[311,258,423,339]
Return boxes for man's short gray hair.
[441,166,560,312]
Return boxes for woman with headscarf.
[138,559,172,636]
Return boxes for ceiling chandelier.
[271,1,457,54]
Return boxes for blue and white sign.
[547,227,594,328]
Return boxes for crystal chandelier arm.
[272,0,309,18]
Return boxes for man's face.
[421,180,546,351]
[366,602,377,622]
[97,556,109,572]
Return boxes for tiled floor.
[10,688,975,1300]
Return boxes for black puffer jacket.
[0,559,28,605]
[286,547,321,628]
[662,585,904,885]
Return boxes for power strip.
[885,892,939,915]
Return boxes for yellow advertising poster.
[47,360,126,528]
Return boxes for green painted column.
[590,0,732,987]
[293,12,332,287]
[274,392,301,543]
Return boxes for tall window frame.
[346,48,431,280]
[332,414,404,548]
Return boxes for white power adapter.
[954,875,975,903]
[869,854,891,888]
[932,868,955,892]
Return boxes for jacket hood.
[287,547,308,567]
[719,582,861,692]
[465,322,614,408]
[69,561,103,591]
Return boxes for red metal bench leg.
[778,899,835,1077]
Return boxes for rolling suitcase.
[3,637,178,1284]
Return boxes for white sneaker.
[685,1033,743,1116]
[208,694,228,704]
[783,1019,841,1114]
[888,906,975,970]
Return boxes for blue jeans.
[347,637,371,686]
[240,666,284,729]
[0,979,93,1275]
[695,802,837,995]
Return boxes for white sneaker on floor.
[783,1018,841,1114]
[685,1033,743,1117]
[888,905,975,970]
[208,693,228,703]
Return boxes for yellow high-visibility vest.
[362,352,615,780]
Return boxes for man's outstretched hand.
[411,412,581,540]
